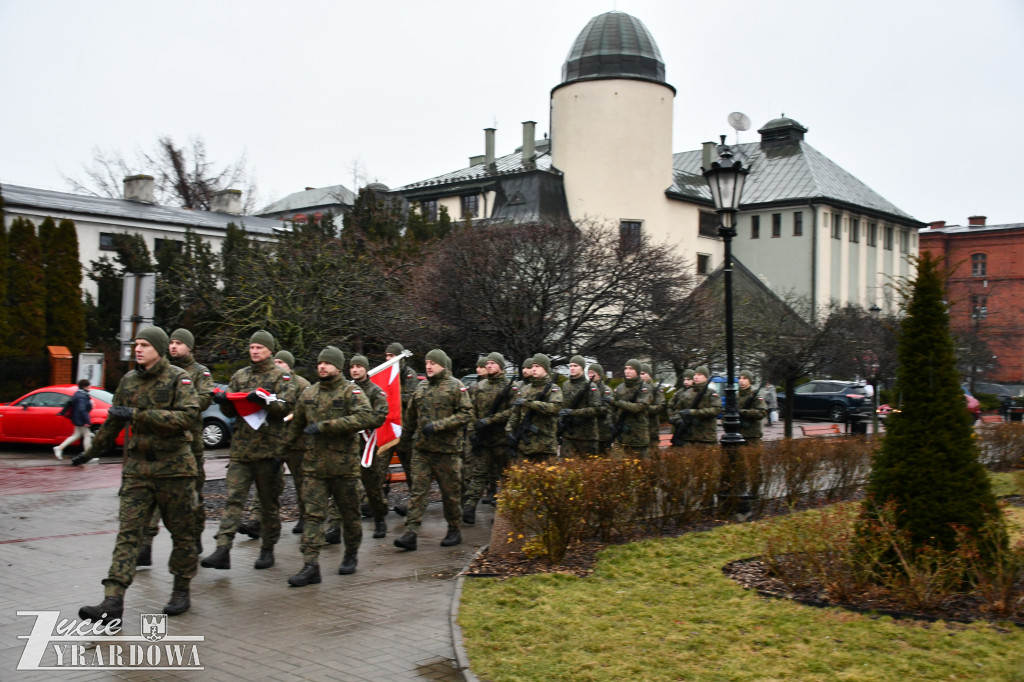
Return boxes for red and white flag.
[360,351,410,467]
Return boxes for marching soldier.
[737,370,767,442]
[286,347,374,586]
[75,326,200,623]
[640,363,665,456]
[394,349,472,551]
[608,359,652,458]
[349,354,390,539]
[671,366,719,445]
[558,355,601,457]
[463,352,516,524]
[588,363,613,454]
[507,353,563,462]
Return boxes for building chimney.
[210,189,242,215]
[928,220,946,230]
[123,174,155,203]
[968,215,986,226]
[701,142,717,170]
[485,127,496,172]
[522,120,536,165]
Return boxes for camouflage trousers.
[560,438,597,458]
[359,449,389,521]
[463,442,508,508]
[216,459,283,550]
[104,476,197,597]
[302,475,361,560]
[405,449,461,533]
[142,452,205,546]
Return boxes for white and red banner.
[360,350,410,467]
[221,387,278,430]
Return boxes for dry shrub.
[962,510,1024,618]
[761,440,823,507]
[653,445,721,526]
[501,460,588,564]
[578,457,643,541]
[821,437,875,501]
[978,422,1024,471]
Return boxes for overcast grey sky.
[1,0,1021,225]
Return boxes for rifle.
[670,383,709,446]
[470,378,514,453]
[557,380,593,444]
[507,381,554,456]
[609,384,644,443]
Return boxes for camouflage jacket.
[682,381,720,444]
[220,358,293,462]
[287,374,374,477]
[737,386,767,440]
[669,386,694,413]
[399,362,420,407]
[507,375,563,456]
[593,380,613,442]
[279,372,312,454]
[471,374,517,447]
[402,369,472,455]
[171,354,215,457]
[646,380,666,445]
[610,377,652,447]
[87,357,200,478]
[560,376,601,442]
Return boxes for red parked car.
[0,385,126,447]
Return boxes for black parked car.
[777,380,871,422]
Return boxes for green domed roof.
[561,11,666,85]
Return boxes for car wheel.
[203,419,227,448]
[829,404,847,423]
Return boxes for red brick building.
[919,216,1024,383]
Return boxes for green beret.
[249,330,276,352]
[169,328,194,350]
[318,345,345,370]
[136,326,169,357]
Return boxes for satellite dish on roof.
[728,112,751,131]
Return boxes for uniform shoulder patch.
[551,386,560,391]
[641,387,649,392]
[352,388,362,394]
[181,378,192,385]
[590,386,597,391]
[202,371,211,377]
[460,386,467,392]
[282,374,291,381]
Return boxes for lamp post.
[869,303,882,438]
[703,136,749,448]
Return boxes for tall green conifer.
[6,218,47,356]
[44,219,86,353]
[0,194,9,354]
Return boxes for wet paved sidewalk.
[0,456,492,680]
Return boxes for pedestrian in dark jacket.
[54,379,93,460]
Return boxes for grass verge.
[460,510,1024,681]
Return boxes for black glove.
[670,417,681,427]
[558,409,572,418]
[213,392,230,406]
[513,398,525,407]
[678,409,693,417]
[108,406,135,420]
[475,418,489,430]
[71,454,90,466]
[421,422,435,437]
[246,391,265,404]
[601,395,612,405]
[303,422,320,435]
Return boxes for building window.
[793,211,803,236]
[461,194,479,219]
[696,253,710,275]
[698,211,718,237]
[99,233,117,251]
[832,213,842,240]
[751,215,760,239]
[971,295,988,320]
[850,219,860,243]
[884,225,894,250]
[154,238,183,255]
[771,213,782,238]
[420,199,438,222]
[899,229,909,253]
[619,220,642,252]
[971,253,987,277]
[867,222,877,246]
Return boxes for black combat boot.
[462,503,476,525]
[360,503,372,518]
[324,526,341,544]
[288,562,321,587]
[441,528,462,547]
[292,519,304,534]
[338,552,358,575]
[246,519,261,540]
[79,596,123,625]
[237,518,254,536]
[200,546,231,569]
[195,536,203,555]
[373,518,387,539]
[163,590,190,616]
[393,531,417,551]
[254,548,275,569]
[393,504,408,516]
[136,545,152,566]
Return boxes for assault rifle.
[609,384,644,443]
[670,383,709,446]
[507,381,554,456]
[470,378,515,454]
[557,380,593,444]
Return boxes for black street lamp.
[703,136,749,448]
[869,303,882,438]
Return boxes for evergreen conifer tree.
[865,252,1001,555]
[44,219,86,354]
[6,218,47,356]
[0,194,9,354]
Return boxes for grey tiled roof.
[258,184,355,215]
[669,141,918,222]
[396,142,556,192]
[1,183,282,234]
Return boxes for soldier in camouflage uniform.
[463,352,516,524]
[138,328,214,566]
[286,347,374,586]
[559,355,601,457]
[641,363,666,456]
[461,356,488,510]
[588,363,613,454]
[201,330,292,572]
[75,326,200,624]
[507,353,563,462]
[670,365,719,444]
[394,349,472,551]
[349,354,390,539]
[737,370,767,442]
[668,369,695,446]
[608,359,652,458]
